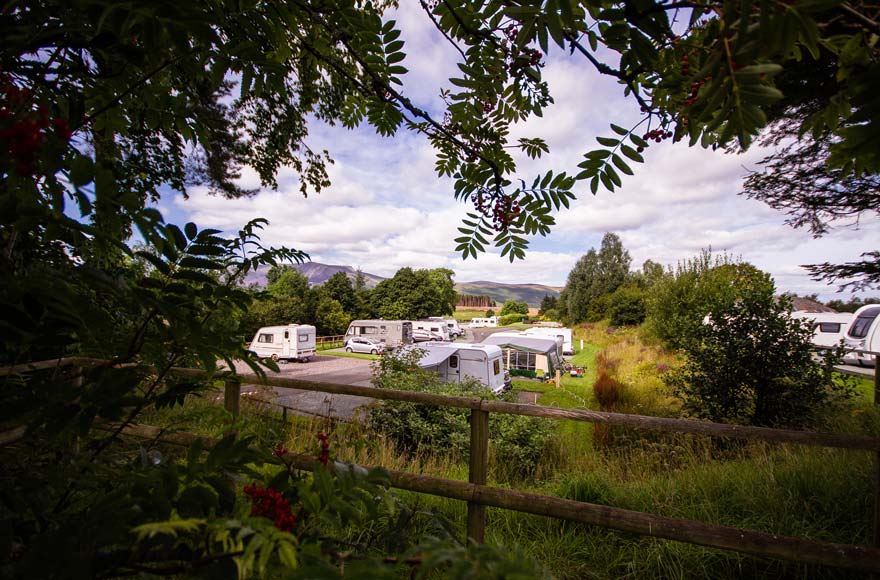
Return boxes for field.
[145,322,880,579]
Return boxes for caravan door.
[446,354,461,383]
[281,329,292,358]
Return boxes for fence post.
[874,362,879,553]
[467,407,489,543]
[224,379,241,420]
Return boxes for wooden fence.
[3,356,880,574]
[316,335,345,350]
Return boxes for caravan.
[427,317,463,338]
[405,342,510,394]
[248,324,316,363]
[844,305,880,366]
[412,320,451,342]
[524,326,574,355]
[790,311,853,349]
[345,320,413,348]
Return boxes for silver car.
[345,337,385,354]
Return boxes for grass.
[140,322,880,579]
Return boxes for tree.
[538,294,558,316]
[500,299,529,316]
[645,250,741,349]
[562,233,632,323]
[314,290,351,335]
[322,271,358,315]
[370,267,456,320]
[824,296,880,313]
[665,276,851,428]
[608,286,648,327]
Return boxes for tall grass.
[140,325,878,579]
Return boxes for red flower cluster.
[1,77,72,176]
[317,432,330,466]
[243,484,297,532]
[272,444,289,458]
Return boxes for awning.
[480,335,558,354]
[412,347,456,368]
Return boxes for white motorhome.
[845,305,880,366]
[345,320,413,348]
[413,320,451,341]
[468,316,498,328]
[428,317,463,338]
[524,327,574,355]
[790,311,853,349]
[404,342,510,394]
[248,324,316,363]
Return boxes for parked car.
[412,328,444,343]
[345,337,385,354]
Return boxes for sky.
[156,3,878,300]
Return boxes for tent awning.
[480,335,558,354]
[414,347,456,368]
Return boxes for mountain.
[245,262,561,305]
[455,281,562,307]
[245,262,385,288]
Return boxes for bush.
[608,285,647,326]
[485,309,495,317]
[664,277,853,428]
[499,299,529,316]
[368,352,551,478]
[499,313,524,326]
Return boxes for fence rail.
[4,356,880,574]
[316,335,345,350]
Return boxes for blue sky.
[156,3,878,299]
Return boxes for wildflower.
[243,484,297,532]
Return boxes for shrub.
[664,278,853,428]
[608,285,647,326]
[369,353,551,478]
[500,299,529,316]
[593,369,625,411]
[499,313,524,326]
[485,309,495,317]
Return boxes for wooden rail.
[5,356,880,573]
[316,335,345,350]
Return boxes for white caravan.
[345,320,413,348]
[428,317,463,338]
[413,320,451,341]
[790,311,853,349]
[845,305,880,366]
[249,324,316,363]
[468,316,498,328]
[524,327,574,355]
[405,342,510,394]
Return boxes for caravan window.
[380,325,387,332]
[449,355,459,369]
[299,333,309,341]
[362,326,377,335]
[284,331,289,339]
[818,323,841,333]
[850,308,880,339]
[257,333,274,343]
[493,360,500,375]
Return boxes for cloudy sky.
[157,4,877,300]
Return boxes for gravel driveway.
[231,355,376,421]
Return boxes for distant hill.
[245,262,561,306]
[455,281,561,307]
[245,262,385,288]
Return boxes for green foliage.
[368,352,551,479]
[370,267,456,320]
[498,313,525,326]
[500,299,529,316]
[645,249,739,349]
[824,295,880,313]
[313,291,351,336]
[538,294,558,316]
[485,309,496,318]
[665,277,854,428]
[562,232,632,323]
[322,271,358,314]
[608,285,647,327]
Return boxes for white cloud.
[163,13,876,301]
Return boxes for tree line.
[242,266,457,337]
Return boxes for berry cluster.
[317,432,330,466]
[680,53,691,76]
[0,79,72,176]
[273,444,289,458]
[470,192,521,230]
[642,128,672,143]
[683,79,705,106]
[243,484,297,532]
